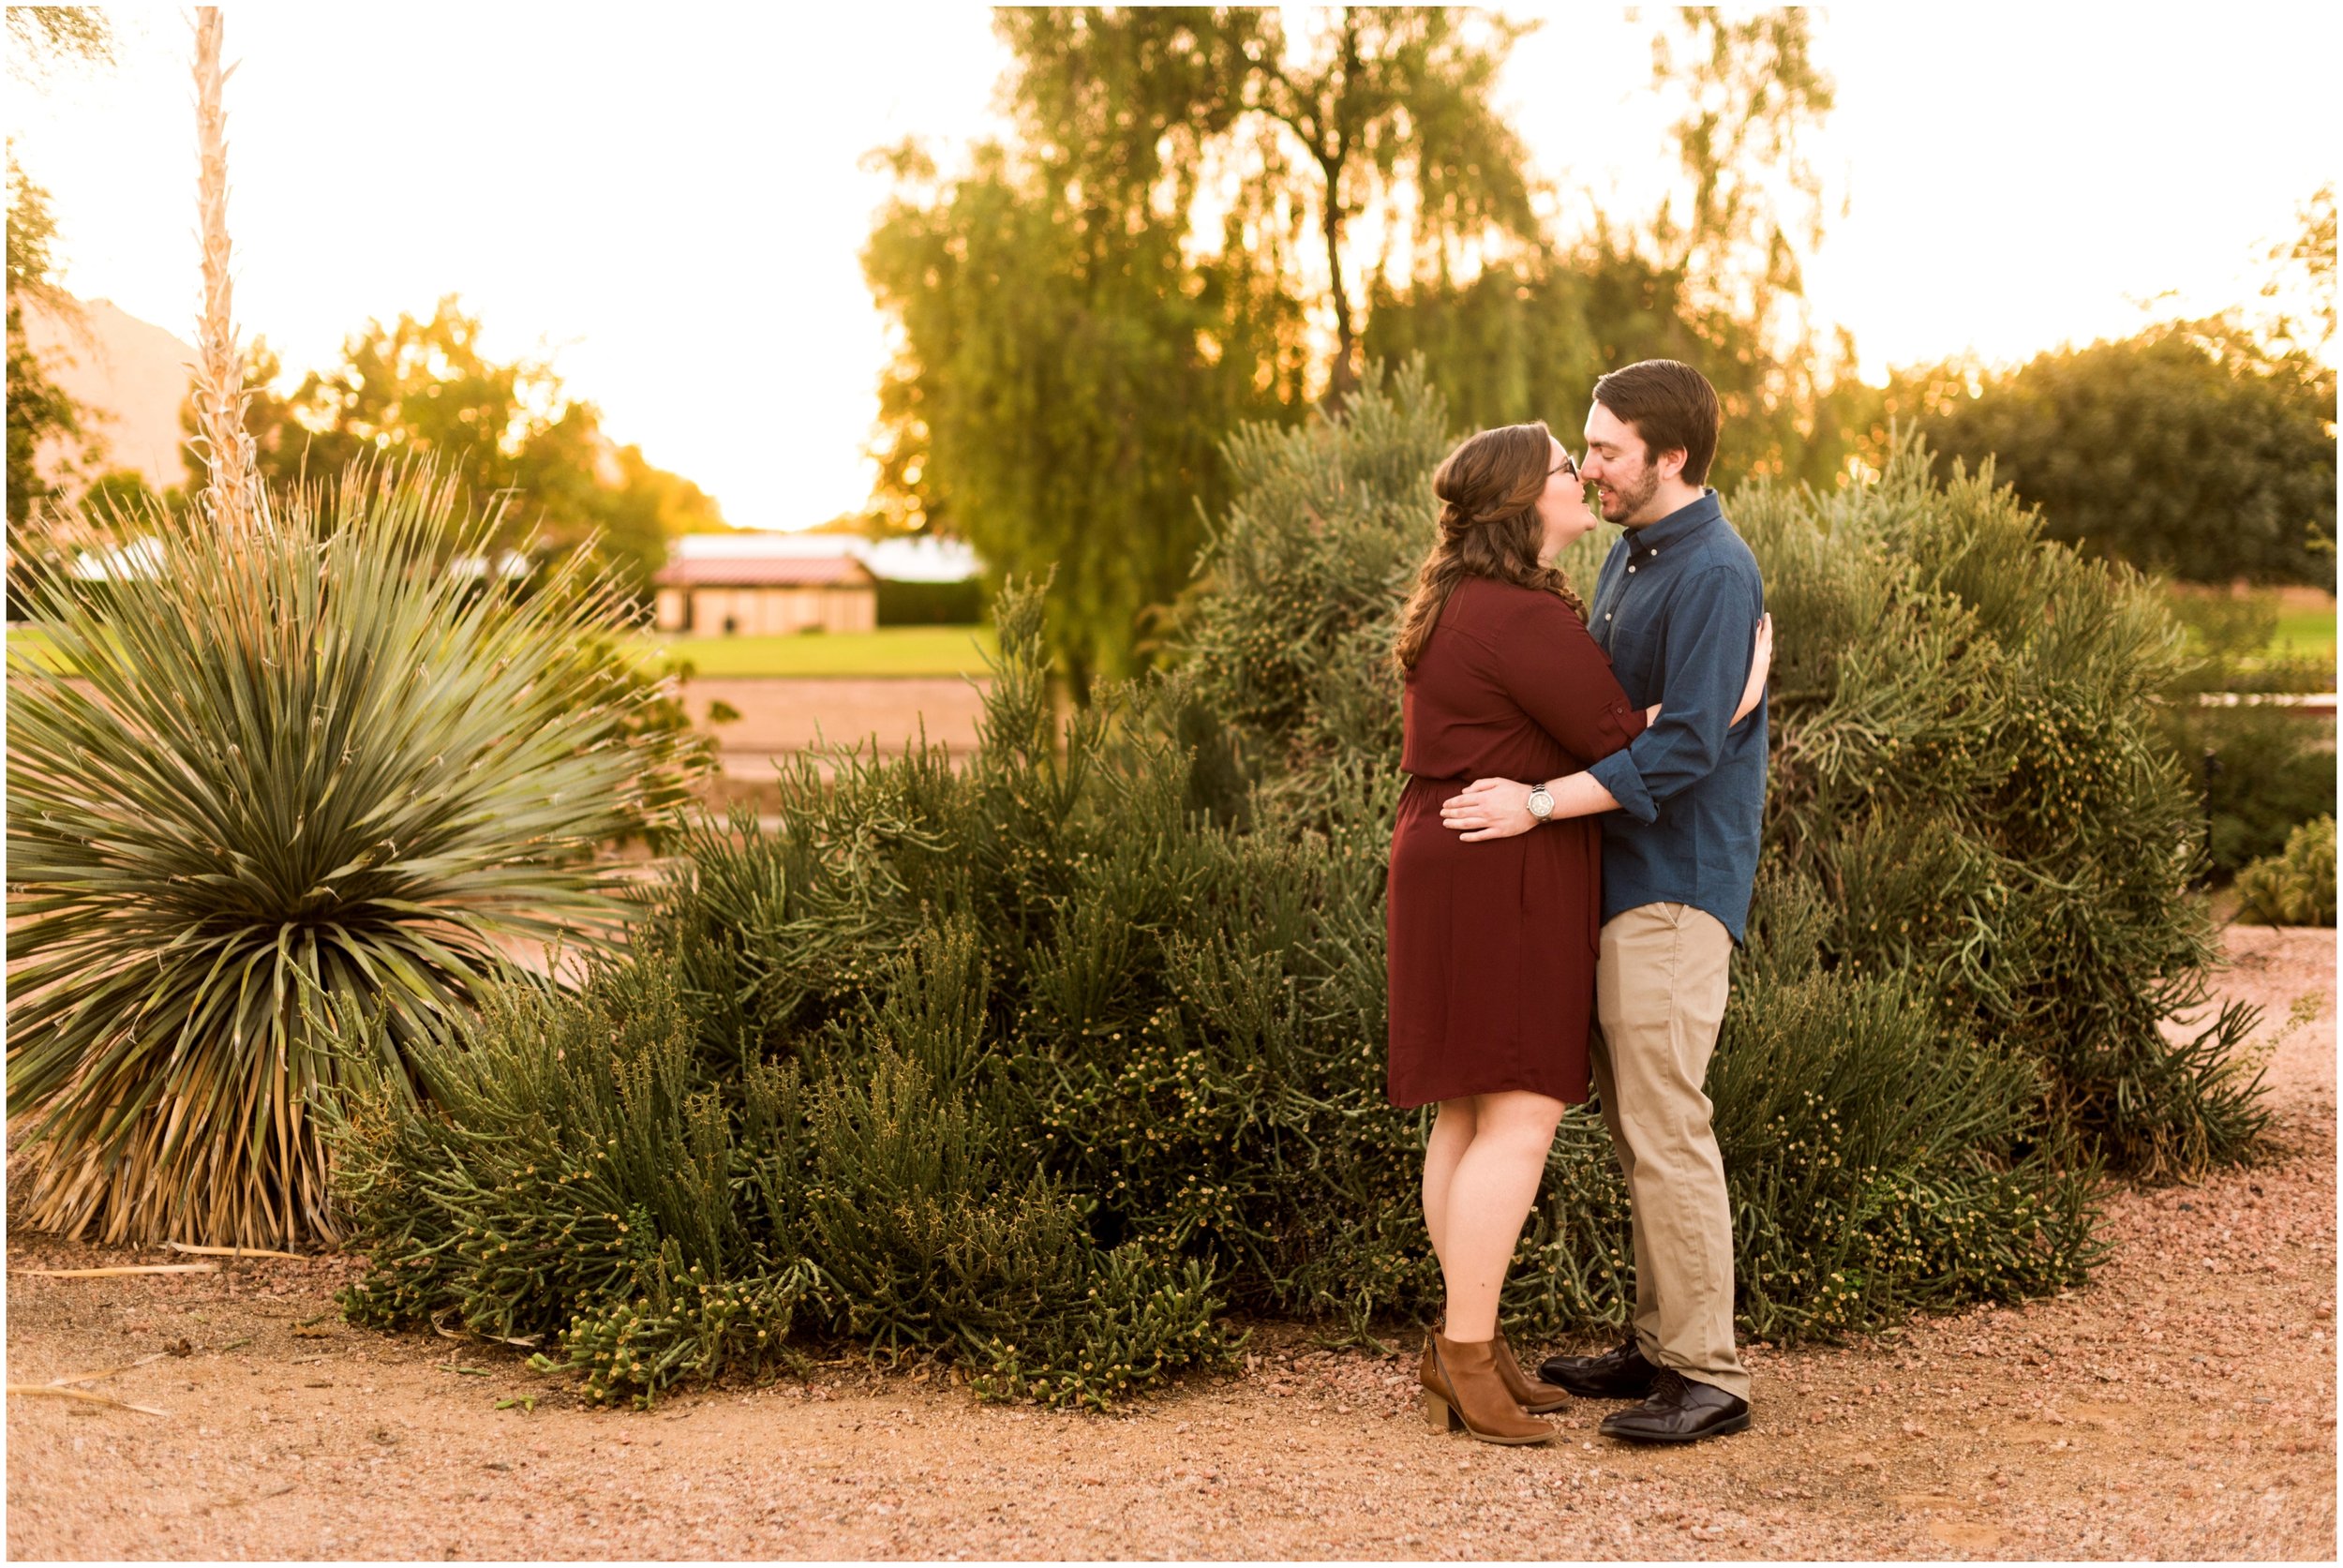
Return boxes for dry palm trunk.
[7,6,666,1254]
[188,7,263,541]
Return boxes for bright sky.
[10,5,2335,530]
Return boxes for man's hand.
[1440,778,1536,842]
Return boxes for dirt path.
[7,928,2334,1561]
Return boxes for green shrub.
[326,951,834,1406]
[2155,702,2336,876]
[2235,815,2337,926]
[328,368,2255,1406]
[7,470,683,1247]
[875,577,986,626]
[1170,362,1444,819]
[1184,368,2269,1181]
[332,575,2098,1407]
[327,593,1245,1408]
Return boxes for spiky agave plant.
[6,469,682,1247]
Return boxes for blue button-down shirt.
[1581,489,1768,943]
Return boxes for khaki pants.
[1589,902,1750,1401]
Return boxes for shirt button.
[1627,565,1635,574]
[1604,613,1613,620]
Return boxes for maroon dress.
[1385,575,1647,1109]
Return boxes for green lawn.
[7,623,1002,679]
[2272,605,2336,662]
[2167,585,2336,670]
[645,624,999,679]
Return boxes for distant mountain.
[19,295,196,497]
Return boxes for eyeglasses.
[1552,454,1581,480]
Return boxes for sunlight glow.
[8,5,2333,530]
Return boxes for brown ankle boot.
[1422,1332,1556,1445]
[1491,1331,1571,1414]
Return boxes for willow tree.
[865,7,1540,691]
[1365,7,1869,493]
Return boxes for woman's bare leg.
[1421,1098,1479,1273]
[1438,1090,1566,1341]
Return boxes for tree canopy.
[865,10,1311,694]
[1901,319,2336,586]
[7,159,87,533]
[2262,183,2336,353]
[7,6,116,535]
[1366,7,1865,494]
[6,7,115,82]
[218,297,723,593]
[869,6,1861,686]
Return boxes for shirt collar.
[1620,487,1721,559]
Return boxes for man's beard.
[1599,465,1659,524]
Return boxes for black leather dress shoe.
[1538,1333,1659,1399]
[1597,1369,1751,1444]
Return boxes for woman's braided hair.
[1391,421,1586,675]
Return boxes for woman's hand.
[1638,612,1773,730]
[1440,779,1537,842]
[1732,613,1773,726]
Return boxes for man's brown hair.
[1591,359,1724,486]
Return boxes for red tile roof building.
[652,541,878,635]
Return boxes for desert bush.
[328,588,1242,1408]
[1170,361,1448,822]
[2147,586,2336,877]
[332,575,2098,1408]
[2156,702,2337,876]
[5,470,684,1247]
[329,951,837,1405]
[326,367,2258,1407]
[2234,815,2336,926]
[1183,372,2268,1182]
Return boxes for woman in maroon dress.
[1388,422,1768,1445]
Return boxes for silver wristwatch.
[1525,785,1555,823]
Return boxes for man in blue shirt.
[1439,360,1767,1443]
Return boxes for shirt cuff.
[1588,749,1657,824]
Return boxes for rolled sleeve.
[1587,746,1658,823]
[1587,566,1757,820]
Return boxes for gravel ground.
[7,926,2334,1561]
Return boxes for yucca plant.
[5,468,681,1247]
